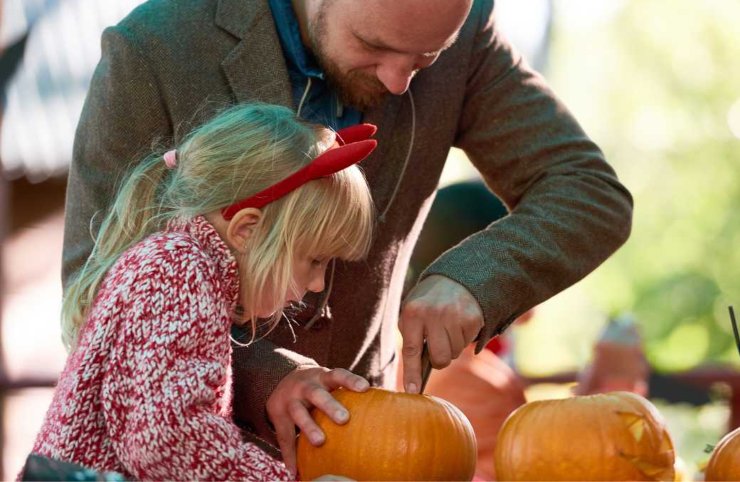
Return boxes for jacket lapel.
[361,94,408,203]
[216,0,293,108]
[215,0,411,203]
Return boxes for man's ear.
[226,208,263,253]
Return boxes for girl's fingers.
[268,365,372,475]
[273,415,298,477]
[303,385,350,426]
[288,398,326,445]
[322,368,369,392]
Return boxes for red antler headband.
[221,123,377,220]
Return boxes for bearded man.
[63,0,633,473]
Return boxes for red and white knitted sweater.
[31,216,290,481]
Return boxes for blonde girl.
[29,103,375,480]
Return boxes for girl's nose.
[307,271,326,293]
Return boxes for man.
[64,0,633,474]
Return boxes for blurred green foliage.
[546,0,740,372]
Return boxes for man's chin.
[341,90,388,112]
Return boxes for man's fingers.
[273,416,298,477]
[399,297,430,393]
[400,335,424,394]
[446,323,468,359]
[288,398,326,445]
[462,319,483,346]
[425,328,452,368]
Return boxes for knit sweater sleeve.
[99,240,290,481]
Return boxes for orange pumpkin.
[705,426,740,481]
[422,345,527,481]
[494,391,676,481]
[296,387,477,481]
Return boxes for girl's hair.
[62,103,375,350]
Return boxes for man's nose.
[375,59,418,95]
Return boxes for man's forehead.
[342,0,470,53]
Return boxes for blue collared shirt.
[268,0,362,130]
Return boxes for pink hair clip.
[163,149,178,169]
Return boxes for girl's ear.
[226,208,263,253]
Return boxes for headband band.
[221,124,377,220]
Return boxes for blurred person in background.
[62,0,633,464]
[574,313,650,397]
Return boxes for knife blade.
[419,341,433,394]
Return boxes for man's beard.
[310,5,389,111]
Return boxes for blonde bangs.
[283,165,374,262]
[235,165,374,336]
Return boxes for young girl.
[29,104,376,480]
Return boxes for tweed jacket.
[35,216,290,480]
[63,0,633,448]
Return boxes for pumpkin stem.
[729,306,740,358]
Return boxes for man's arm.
[63,25,171,288]
[420,0,633,349]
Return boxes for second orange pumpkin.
[494,391,676,481]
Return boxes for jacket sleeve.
[422,0,633,351]
[62,24,172,290]
[231,335,319,450]
[100,246,291,481]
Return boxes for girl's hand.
[399,274,484,394]
[267,367,369,477]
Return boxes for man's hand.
[267,367,369,477]
[399,275,484,394]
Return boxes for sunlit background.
[1,0,739,479]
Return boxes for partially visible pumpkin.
[704,426,740,481]
[494,391,675,481]
[296,387,477,481]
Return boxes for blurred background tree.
[514,0,740,375]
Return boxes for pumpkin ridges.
[432,395,478,474]
[494,392,675,481]
[297,388,476,481]
[705,426,740,481]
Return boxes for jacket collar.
[216,0,293,108]
[215,0,265,40]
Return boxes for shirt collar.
[268,0,324,79]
